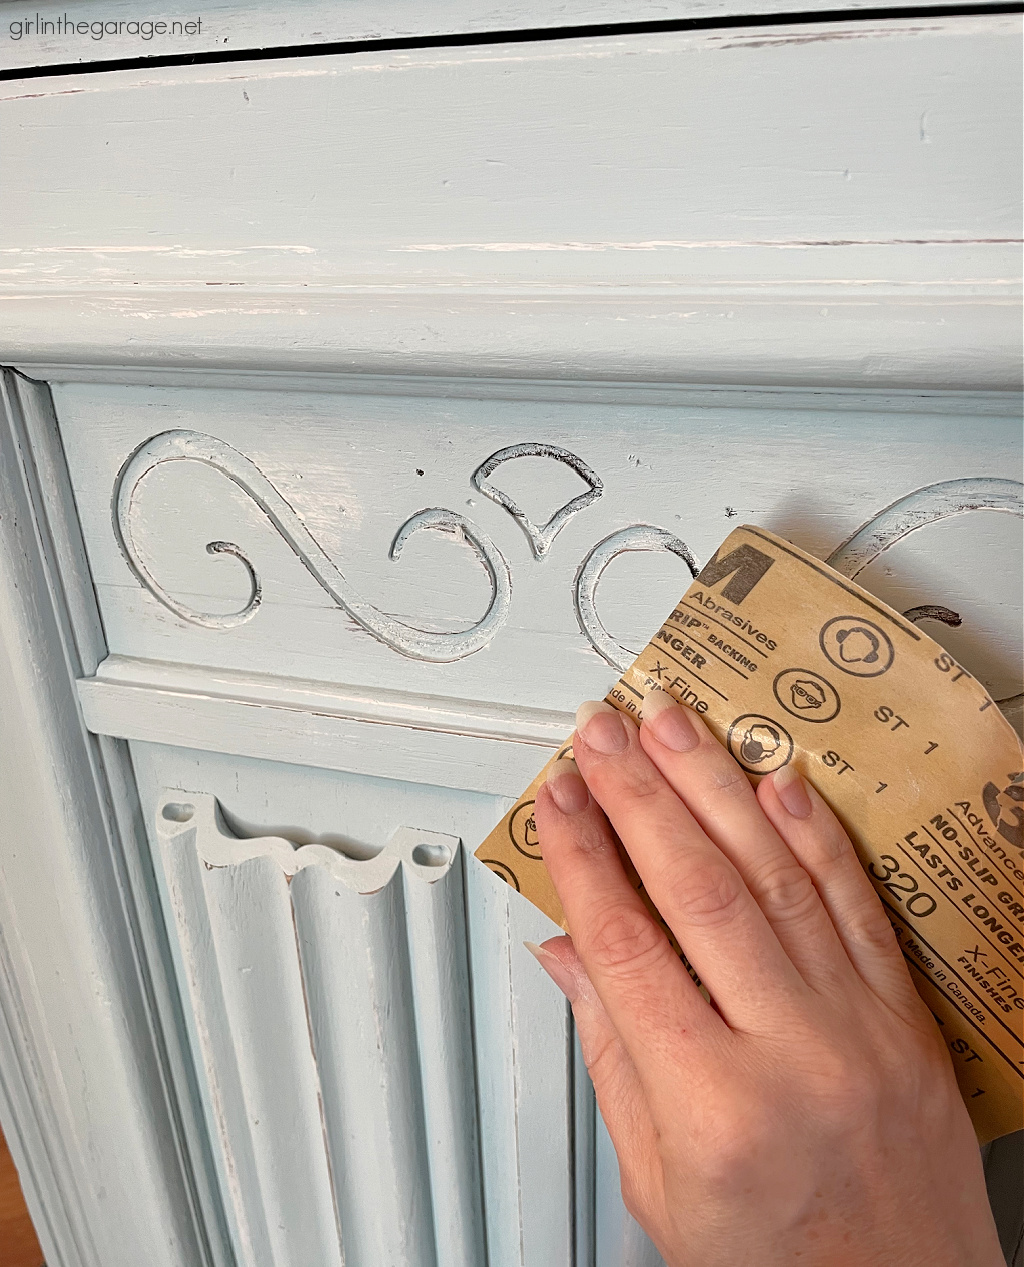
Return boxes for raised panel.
[128,741,586,1266]
[59,383,1022,736]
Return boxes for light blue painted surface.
[57,383,1024,709]
[75,368,1024,1265]
[133,745,583,1265]
[4,19,1022,389]
[0,15,1020,1266]
[0,0,990,75]
[292,864,436,1265]
[401,841,488,1266]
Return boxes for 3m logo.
[696,543,775,604]
[983,773,1023,850]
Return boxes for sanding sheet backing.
[476,526,1024,1142]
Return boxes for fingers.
[571,702,809,1030]
[756,768,923,1013]
[526,935,656,1172]
[638,690,856,993]
[534,759,726,1086]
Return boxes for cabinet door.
[58,376,1019,1267]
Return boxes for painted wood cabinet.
[1,11,1021,1266]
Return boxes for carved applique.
[112,429,511,663]
[472,442,603,558]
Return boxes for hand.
[530,692,1003,1267]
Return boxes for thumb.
[525,936,652,1159]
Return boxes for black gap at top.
[0,0,1020,81]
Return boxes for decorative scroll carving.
[113,435,1023,682]
[902,605,962,628]
[574,526,700,670]
[831,478,1023,723]
[826,477,1024,578]
[473,442,603,558]
[112,430,512,663]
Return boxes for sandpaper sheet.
[476,525,1024,1142]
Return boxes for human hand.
[530,692,1003,1267]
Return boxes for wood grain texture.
[0,0,990,74]
[0,1128,44,1267]
[2,18,1021,388]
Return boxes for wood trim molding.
[79,655,572,798]
[0,0,991,75]
[3,19,1021,390]
[19,368,1024,413]
[6,284,1021,391]
[0,371,232,1267]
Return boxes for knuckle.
[845,894,900,956]
[577,1024,623,1088]
[752,857,818,922]
[619,1171,648,1223]
[698,1099,769,1182]
[811,823,855,868]
[707,763,750,802]
[818,1054,884,1121]
[665,858,746,928]
[586,904,669,976]
[571,821,619,860]
[621,763,666,803]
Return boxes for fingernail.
[524,941,580,1002]
[545,757,590,815]
[575,700,628,754]
[773,764,812,819]
[640,689,699,753]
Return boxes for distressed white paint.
[57,382,1024,710]
[1,15,1021,1266]
[0,0,989,74]
[114,429,512,660]
[78,655,570,797]
[399,833,487,1266]
[0,371,226,1266]
[60,372,1019,1263]
[2,19,1022,388]
[141,764,576,1266]
[463,841,576,1266]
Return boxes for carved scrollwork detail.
[826,477,1024,578]
[114,434,1024,689]
[574,526,700,670]
[828,477,1024,722]
[112,430,511,663]
[902,605,963,628]
[473,442,603,558]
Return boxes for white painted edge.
[0,371,223,1267]
[0,0,983,75]
[158,789,462,901]
[13,366,1024,416]
[4,288,1021,390]
[79,655,572,797]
